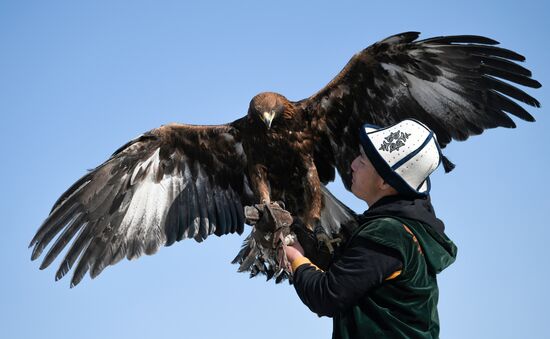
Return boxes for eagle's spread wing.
[299,32,541,188]
[29,123,252,287]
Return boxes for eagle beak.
[261,111,275,129]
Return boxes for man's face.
[350,147,384,204]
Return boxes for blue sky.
[1,1,548,338]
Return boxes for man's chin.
[350,187,361,200]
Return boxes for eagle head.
[248,92,289,129]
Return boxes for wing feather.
[482,64,541,88]
[39,212,86,270]
[478,55,532,77]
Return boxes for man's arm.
[285,236,402,317]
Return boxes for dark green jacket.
[332,216,457,339]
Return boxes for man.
[284,119,457,338]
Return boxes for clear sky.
[1,1,548,338]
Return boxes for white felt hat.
[359,119,443,197]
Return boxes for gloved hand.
[242,202,296,277]
[244,201,294,249]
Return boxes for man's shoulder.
[355,216,415,245]
[357,215,406,231]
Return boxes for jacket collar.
[362,194,445,235]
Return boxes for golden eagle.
[29,32,541,287]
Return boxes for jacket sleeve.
[292,236,402,317]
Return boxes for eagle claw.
[314,223,341,254]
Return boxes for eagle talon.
[283,233,296,246]
[314,223,341,254]
[273,201,286,210]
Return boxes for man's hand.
[284,240,305,263]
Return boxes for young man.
[284,119,457,338]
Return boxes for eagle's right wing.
[298,32,541,189]
[30,123,253,287]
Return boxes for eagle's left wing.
[297,32,541,188]
[30,123,252,287]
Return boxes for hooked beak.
[261,111,275,129]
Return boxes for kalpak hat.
[359,119,447,197]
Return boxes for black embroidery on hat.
[379,131,411,153]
